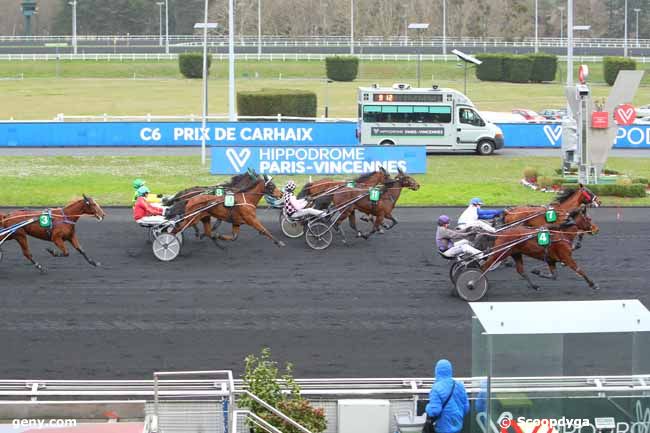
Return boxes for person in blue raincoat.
[425,359,470,433]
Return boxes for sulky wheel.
[305,221,333,250]
[152,233,182,262]
[280,214,305,238]
[455,269,489,302]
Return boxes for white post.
[228,0,236,121]
[559,7,564,42]
[534,0,539,53]
[165,0,169,55]
[623,0,627,57]
[257,0,262,57]
[201,0,209,165]
[567,0,573,86]
[157,2,163,47]
[635,9,641,47]
[70,1,77,55]
[350,0,354,54]
[442,0,447,55]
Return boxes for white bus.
[357,83,504,155]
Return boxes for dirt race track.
[1,207,648,379]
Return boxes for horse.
[170,174,286,247]
[501,185,601,251]
[298,168,390,210]
[333,169,420,240]
[481,206,599,291]
[0,195,105,273]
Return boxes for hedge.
[325,56,359,82]
[502,55,534,83]
[475,54,504,81]
[237,88,317,117]
[179,52,212,79]
[528,53,557,82]
[603,56,637,86]
[562,183,647,198]
[475,53,556,83]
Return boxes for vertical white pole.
[228,0,236,121]
[534,0,539,53]
[165,0,169,55]
[567,0,573,86]
[442,0,447,55]
[72,1,77,55]
[158,4,163,47]
[559,8,563,42]
[623,0,627,57]
[258,0,262,57]
[350,0,354,54]
[201,0,209,165]
[635,9,640,47]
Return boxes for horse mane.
[222,173,250,188]
[555,188,577,203]
[355,171,378,183]
[238,176,262,192]
[297,182,312,198]
[165,200,188,219]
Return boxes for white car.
[634,116,650,124]
[635,105,650,118]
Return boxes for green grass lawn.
[1,155,648,207]
[1,59,649,119]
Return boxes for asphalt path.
[0,207,648,379]
[1,147,648,158]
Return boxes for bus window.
[362,105,451,123]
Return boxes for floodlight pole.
[164,0,169,55]
[257,0,262,57]
[69,1,77,55]
[634,8,641,47]
[350,0,354,54]
[624,0,628,57]
[442,0,447,55]
[201,0,209,166]
[534,0,539,53]
[567,0,573,86]
[559,6,564,42]
[228,0,236,121]
[156,2,163,47]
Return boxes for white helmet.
[285,180,296,192]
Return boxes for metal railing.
[240,390,314,433]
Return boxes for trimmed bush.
[502,55,534,83]
[562,183,647,198]
[475,54,505,81]
[632,177,649,185]
[237,88,317,117]
[616,177,632,186]
[603,56,636,86]
[325,56,359,82]
[537,176,555,189]
[179,52,212,79]
[528,53,557,82]
[523,166,538,181]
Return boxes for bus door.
[456,107,489,150]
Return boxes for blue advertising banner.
[496,123,650,149]
[0,121,357,147]
[211,146,427,175]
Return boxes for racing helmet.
[470,197,484,206]
[285,180,297,192]
[137,185,151,197]
[132,178,145,190]
[437,215,451,226]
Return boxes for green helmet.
[137,185,151,197]
[132,178,146,190]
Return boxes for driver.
[456,198,502,233]
[133,186,166,224]
[436,215,483,259]
[283,180,325,218]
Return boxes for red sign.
[614,104,636,125]
[591,111,609,129]
[578,65,589,84]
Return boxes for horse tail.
[314,196,333,210]
[297,182,312,199]
[166,200,188,219]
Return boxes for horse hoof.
[531,269,541,276]
[356,232,362,238]
[93,262,102,267]
[591,284,600,291]
[37,266,47,274]
[531,285,541,291]
[277,241,286,248]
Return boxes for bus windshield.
[362,105,452,124]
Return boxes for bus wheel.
[380,140,395,146]
[476,141,495,155]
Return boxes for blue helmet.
[470,197,484,206]
[137,185,151,197]
[437,215,450,226]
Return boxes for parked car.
[635,105,650,118]
[634,116,650,125]
[512,108,547,123]
[540,108,567,120]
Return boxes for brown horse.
[481,207,599,291]
[298,168,390,209]
[0,195,105,272]
[173,174,285,247]
[334,169,420,240]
